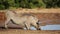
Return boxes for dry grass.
[9,8,60,13]
[0,8,60,13]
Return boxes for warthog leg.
[5,17,10,29]
[24,22,31,30]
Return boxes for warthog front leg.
[25,23,30,30]
[24,21,31,30]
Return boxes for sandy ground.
[0,29,60,34]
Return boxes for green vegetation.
[0,0,60,10]
[43,0,60,8]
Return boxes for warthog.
[5,10,40,30]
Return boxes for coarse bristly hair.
[5,10,40,30]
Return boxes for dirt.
[0,29,60,34]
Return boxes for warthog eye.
[36,20,40,25]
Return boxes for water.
[30,25,60,30]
